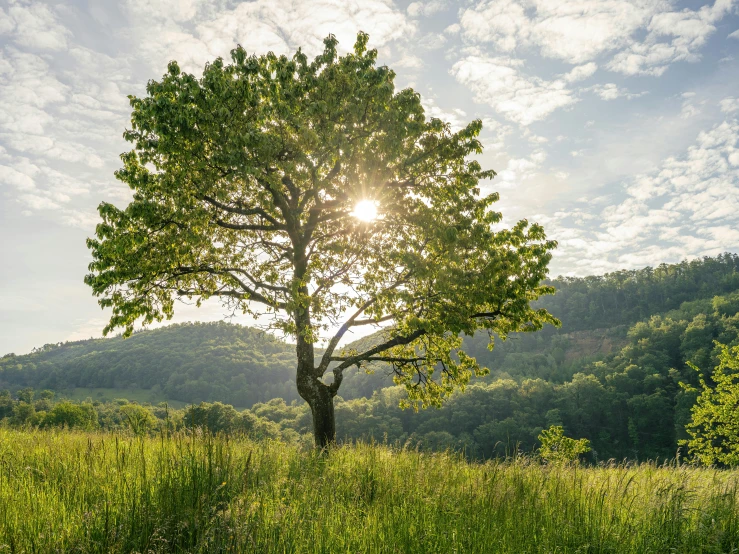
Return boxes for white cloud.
[459,0,734,75]
[4,2,70,50]
[460,0,663,64]
[497,149,547,186]
[393,54,424,69]
[587,83,646,101]
[444,23,460,35]
[450,55,577,125]
[729,29,739,39]
[608,0,734,75]
[720,97,739,113]
[18,193,60,210]
[125,0,416,73]
[422,99,468,131]
[0,163,36,191]
[543,119,739,273]
[407,0,448,18]
[562,62,598,83]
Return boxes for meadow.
[0,429,737,553]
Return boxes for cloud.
[607,0,735,76]
[393,54,424,69]
[0,163,36,191]
[720,97,739,114]
[450,55,577,125]
[730,29,739,39]
[562,62,598,83]
[3,2,71,50]
[421,99,469,132]
[459,0,734,75]
[407,0,448,18]
[542,119,739,274]
[586,83,646,101]
[497,149,547,187]
[459,0,663,64]
[124,0,416,73]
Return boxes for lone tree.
[86,33,558,447]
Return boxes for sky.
[0,0,738,355]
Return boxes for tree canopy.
[85,33,557,445]
[681,343,739,466]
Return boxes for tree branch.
[201,194,282,227]
[214,219,285,232]
[332,328,427,373]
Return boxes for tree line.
[2,285,737,462]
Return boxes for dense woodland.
[2,253,739,461]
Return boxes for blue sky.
[0,0,738,354]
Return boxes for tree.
[41,401,98,430]
[120,404,157,435]
[85,33,557,447]
[538,425,591,464]
[680,343,739,466]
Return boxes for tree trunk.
[308,382,336,448]
[292,251,337,447]
[297,366,336,447]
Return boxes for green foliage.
[0,322,297,407]
[84,32,557,421]
[41,401,98,430]
[539,253,739,333]
[120,403,157,435]
[3,254,739,457]
[538,425,591,464]
[681,344,739,466]
[1,429,738,553]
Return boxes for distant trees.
[0,322,298,407]
[539,253,739,333]
[2,253,739,458]
[42,402,98,430]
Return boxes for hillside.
[0,322,297,407]
[339,253,739,398]
[2,253,739,460]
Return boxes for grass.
[0,428,737,553]
[59,388,190,409]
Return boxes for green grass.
[0,429,737,553]
[60,388,191,409]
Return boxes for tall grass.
[0,428,737,553]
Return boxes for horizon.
[1,0,738,354]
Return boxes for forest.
[2,252,739,461]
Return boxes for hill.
[338,253,739,399]
[0,322,297,407]
[3,253,739,461]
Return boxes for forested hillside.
[339,253,739,399]
[0,323,297,407]
[252,289,739,461]
[2,253,739,460]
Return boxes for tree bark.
[297,371,336,448]
[292,243,337,447]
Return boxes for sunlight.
[351,200,379,222]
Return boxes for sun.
[351,200,379,222]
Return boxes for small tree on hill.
[85,33,558,447]
[680,343,739,466]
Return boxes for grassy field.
[59,388,191,409]
[0,429,737,553]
